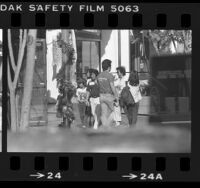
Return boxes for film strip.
[0,1,199,182]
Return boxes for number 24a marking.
[140,173,163,180]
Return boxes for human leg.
[90,98,98,129]
[100,94,115,127]
[100,102,108,127]
[114,105,121,126]
[93,102,99,129]
[126,105,134,126]
[96,103,101,127]
[105,95,115,127]
[78,102,86,125]
[107,110,114,127]
[132,102,139,125]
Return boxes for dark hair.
[86,69,91,78]
[128,71,139,86]
[116,66,126,76]
[102,59,112,71]
[77,78,86,87]
[90,69,99,76]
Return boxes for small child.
[76,78,88,127]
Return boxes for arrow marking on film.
[122,173,138,180]
[30,172,45,179]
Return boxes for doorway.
[76,40,100,80]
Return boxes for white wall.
[90,42,100,70]
[120,30,130,81]
[101,30,118,73]
[100,30,130,81]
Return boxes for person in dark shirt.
[87,69,100,129]
[97,59,119,128]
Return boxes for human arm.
[110,82,119,101]
[76,89,80,101]
[86,91,90,106]
[108,74,119,100]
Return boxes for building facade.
[46,29,145,100]
[28,29,191,125]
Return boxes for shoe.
[115,122,120,127]
[58,123,67,128]
[93,122,98,130]
[93,126,98,130]
[82,125,86,128]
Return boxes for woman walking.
[114,66,127,126]
[120,71,142,127]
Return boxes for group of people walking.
[74,59,143,129]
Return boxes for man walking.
[86,69,100,129]
[97,59,119,128]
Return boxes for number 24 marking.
[47,172,62,179]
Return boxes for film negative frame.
[0,1,199,182]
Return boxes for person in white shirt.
[126,71,142,127]
[76,78,88,128]
[114,66,127,126]
[86,69,92,85]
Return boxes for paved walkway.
[7,104,191,153]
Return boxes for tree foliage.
[130,30,192,55]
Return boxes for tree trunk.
[20,30,37,130]
[70,30,77,86]
[61,30,77,82]
[8,29,27,131]
[15,93,20,128]
[61,30,70,80]
[61,30,70,127]
[10,90,17,132]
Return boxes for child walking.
[76,78,88,128]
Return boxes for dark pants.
[126,103,139,126]
[78,102,86,124]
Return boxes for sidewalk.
[47,103,136,128]
[7,103,191,153]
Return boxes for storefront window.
[129,30,150,96]
[130,30,150,78]
[76,40,100,79]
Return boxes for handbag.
[120,86,135,107]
